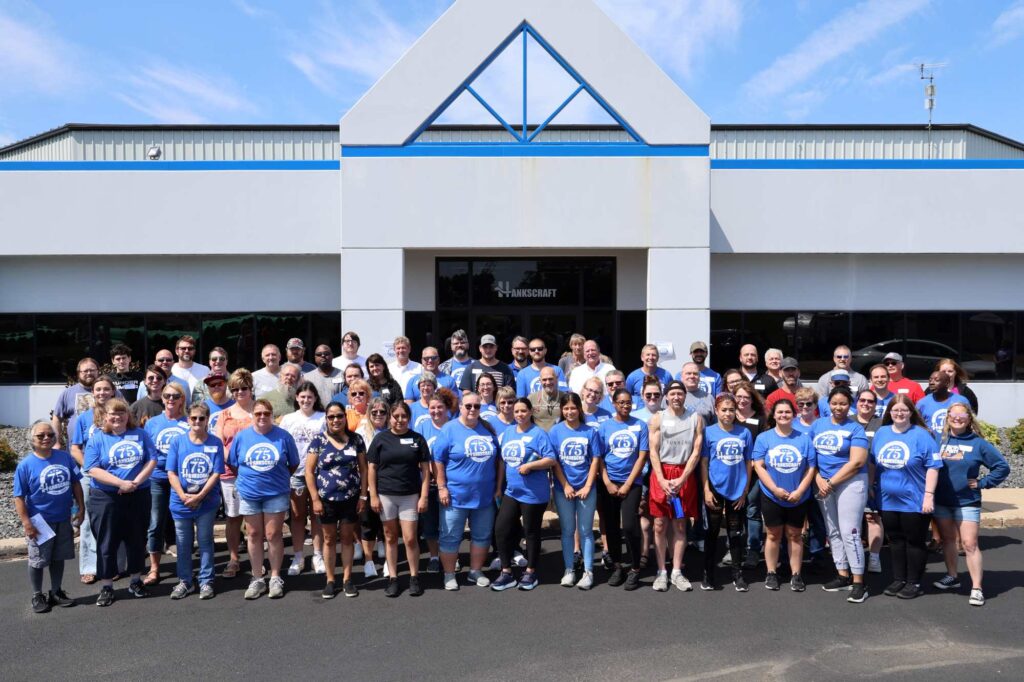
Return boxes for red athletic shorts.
[648,463,699,518]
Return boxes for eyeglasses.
[370,410,388,417]
[210,356,227,363]
[156,358,173,364]
[145,376,163,382]
[79,368,98,375]
[230,387,251,393]
[314,351,332,357]
[834,354,850,359]
[606,381,623,387]
[343,338,357,344]
[796,401,814,407]
[392,413,409,420]
[253,411,273,418]
[162,393,181,400]
[326,414,346,421]
[349,391,367,397]
[857,398,877,404]
[422,356,439,362]
[208,382,226,389]
[463,403,481,410]
[643,393,662,399]
[188,416,208,422]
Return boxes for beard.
[279,382,297,400]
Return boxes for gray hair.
[417,371,438,389]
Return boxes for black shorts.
[760,495,808,529]
[319,497,360,525]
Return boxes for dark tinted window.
[797,313,850,378]
[0,315,35,383]
[904,313,960,379]
[91,315,146,368]
[256,314,307,359]
[617,311,646,371]
[36,315,90,382]
[742,312,794,365]
[147,314,201,365]
[202,315,255,370]
[710,312,742,374]
[437,260,470,308]
[962,313,1013,380]
[404,312,435,359]
[472,259,578,307]
[310,312,340,355]
[582,259,615,307]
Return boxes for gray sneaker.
[652,571,669,592]
[576,571,594,590]
[198,584,215,600]
[671,572,693,592]
[467,569,490,587]
[268,576,285,599]
[170,581,193,600]
[244,578,267,600]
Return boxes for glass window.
[743,312,796,368]
[87,315,146,369]
[528,313,578,365]
[472,259,579,307]
[437,260,470,308]
[436,312,470,362]
[851,312,904,376]
[710,312,742,374]
[904,313,960,380]
[147,315,201,367]
[617,311,646,372]
[582,258,615,307]
[404,312,435,360]
[961,312,1013,380]
[36,315,90,382]
[255,314,307,361]
[310,312,340,356]
[795,312,849,379]
[581,310,615,362]
[0,315,34,383]
[202,315,256,370]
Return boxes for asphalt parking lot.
[2,528,1023,681]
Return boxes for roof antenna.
[919,63,946,158]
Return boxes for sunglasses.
[858,398,877,404]
[349,391,367,397]
[643,393,662,399]
[253,411,273,418]
[463,404,481,410]
[178,346,195,351]
[34,433,56,440]
[529,347,545,352]
[370,410,388,416]
[796,401,814,407]
[189,416,208,422]
[230,387,251,393]
[883,360,899,365]
[834,354,850,359]
[208,382,226,389]
[422,356,439,362]
[314,352,332,357]
[156,358,173,363]
[326,414,346,421]
[162,393,182,400]
[210,356,227,363]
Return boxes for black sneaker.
[765,572,780,591]
[607,566,626,587]
[883,580,906,597]
[601,553,614,571]
[573,551,584,574]
[733,574,749,592]
[822,575,853,592]
[343,580,358,598]
[623,570,641,591]
[96,586,115,607]
[790,574,806,592]
[49,590,75,608]
[127,581,148,599]
[932,574,961,591]
[847,583,867,603]
[700,578,716,591]
[322,582,336,599]
[384,578,400,598]
[897,582,922,599]
[408,576,423,597]
[32,592,51,614]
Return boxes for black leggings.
[361,507,382,543]
[704,484,745,576]
[495,497,546,570]
[88,487,150,581]
[882,510,931,584]
[598,481,643,569]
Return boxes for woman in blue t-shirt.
[474,373,500,422]
[701,393,753,591]
[433,392,501,591]
[142,380,188,587]
[165,402,224,600]
[227,398,300,601]
[550,393,604,590]
[931,402,1010,607]
[491,398,556,592]
[306,401,367,599]
[752,398,816,592]
[597,389,649,591]
[870,395,943,599]
[811,386,870,603]
[83,398,158,607]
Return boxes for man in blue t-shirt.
[625,344,672,406]
[516,338,569,398]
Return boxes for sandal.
[143,570,160,586]
[222,560,240,578]
[80,573,96,585]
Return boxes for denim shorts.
[932,504,981,523]
[438,504,496,554]
[239,492,290,516]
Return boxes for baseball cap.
[479,334,497,346]
[286,338,304,350]
[690,341,708,353]
[204,371,228,385]
[781,357,799,370]
[830,370,850,382]
[883,352,903,363]
[665,380,686,394]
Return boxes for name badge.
[472,369,482,375]
[628,425,642,432]
[400,438,414,445]
[897,388,909,394]
[204,446,218,453]
[960,445,974,453]
[124,435,139,442]
[754,383,765,391]
[866,431,876,438]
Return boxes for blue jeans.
[439,504,495,554]
[173,509,217,587]
[746,484,763,555]
[419,487,440,541]
[147,477,172,554]
[806,494,828,557]
[553,487,597,571]
[79,476,97,574]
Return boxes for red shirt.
[765,387,798,413]
[888,377,924,404]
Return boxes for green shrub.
[1008,419,1024,456]
[976,420,1001,447]
[0,437,17,472]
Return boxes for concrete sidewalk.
[4,488,1024,560]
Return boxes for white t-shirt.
[568,362,616,395]
[251,367,280,398]
[332,354,367,374]
[388,359,422,394]
[171,362,210,394]
[278,410,326,469]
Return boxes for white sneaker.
[653,571,669,592]
[244,578,267,600]
[312,554,326,575]
[468,569,491,587]
[513,552,528,568]
[374,541,385,560]
[672,571,693,592]
[561,570,575,587]
[382,561,391,579]
[488,557,502,571]
[363,561,378,578]
[867,554,882,574]
[268,576,285,599]
[444,573,460,591]
[454,558,462,571]
[969,588,985,606]
[353,543,364,561]
[304,536,313,546]
[576,571,594,590]
[287,555,303,576]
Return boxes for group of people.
[13,330,1009,612]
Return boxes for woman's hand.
[417,495,428,514]
[578,485,591,500]
[563,483,575,500]
[967,478,979,490]
[922,494,934,514]
[312,499,324,517]
[118,479,137,494]
[616,483,631,498]
[605,482,619,497]
[23,521,37,541]
[356,497,367,515]
[704,488,718,510]
[816,475,833,498]
[439,487,451,507]
[370,494,382,515]
[731,496,746,512]
[518,464,533,476]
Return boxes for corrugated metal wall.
[75,129,339,161]
[709,129,974,159]
[965,131,1024,159]
[0,132,77,161]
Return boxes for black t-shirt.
[458,360,516,392]
[130,395,164,423]
[366,430,431,496]
[742,371,778,398]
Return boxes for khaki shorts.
[220,479,241,518]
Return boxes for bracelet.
[359,495,369,501]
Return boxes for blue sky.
[2,0,1023,147]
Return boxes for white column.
[341,248,404,361]
[646,247,710,376]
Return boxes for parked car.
[851,339,995,379]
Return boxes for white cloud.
[744,0,930,101]
[597,0,742,81]
[0,130,17,147]
[991,0,1024,47]
[117,61,259,123]
[232,0,272,19]
[0,10,82,95]
[865,62,919,87]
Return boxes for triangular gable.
[339,0,709,146]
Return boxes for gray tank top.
[658,409,698,466]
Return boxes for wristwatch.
[359,495,369,501]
